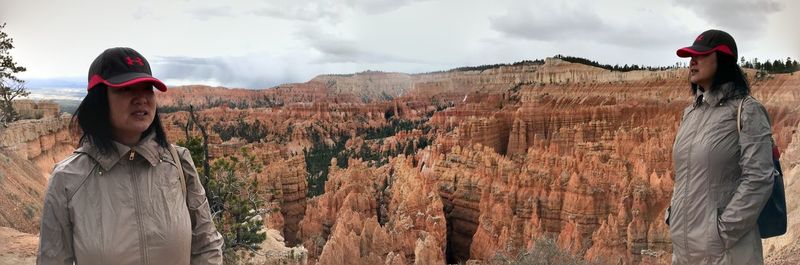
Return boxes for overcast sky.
[3,0,798,89]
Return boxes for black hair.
[71,84,169,154]
[691,51,750,103]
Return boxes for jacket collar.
[700,81,735,107]
[76,132,164,171]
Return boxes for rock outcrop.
[0,103,74,234]
[0,113,74,177]
[12,100,61,120]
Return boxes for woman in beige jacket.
[37,47,223,265]
[670,29,775,264]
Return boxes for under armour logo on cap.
[695,35,704,42]
[125,56,144,66]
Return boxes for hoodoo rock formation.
[298,156,446,265]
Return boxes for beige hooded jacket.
[37,133,223,265]
[670,82,775,264]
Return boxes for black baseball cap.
[676,29,738,59]
[87,47,167,91]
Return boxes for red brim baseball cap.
[87,47,167,92]
[676,29,738,59]
[676,44,735,58]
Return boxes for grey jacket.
[670,82,775,264]
[37,133,224,265]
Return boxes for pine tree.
[176,137,267,263]
[0,23,29,125]
[773,59,784,73]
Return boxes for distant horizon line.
[19,54,798,91]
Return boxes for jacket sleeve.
[179,147,224,265]
[718,99,775,248]
[37,170,75,265]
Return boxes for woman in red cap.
[37,47,223,265]
[669,30,776,264]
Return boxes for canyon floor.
[1,58,798,264]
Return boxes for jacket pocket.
[714,207,729,251]
[706,206,728,261]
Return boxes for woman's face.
[107,83,156,144]
[689,52,718,89]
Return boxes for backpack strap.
[168,144,187,200]
[737,96,748,134]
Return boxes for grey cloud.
[308,37,397,63]
[248,0,427,21]
[674,0,782,32]
[151,55,301,88]
[250,7,338,22]
[187,6,236,20]
[295,26,422,64]
[489,3,604,41]
[249,1,343,22]
[490,2,692,49]
[344,0,429,14]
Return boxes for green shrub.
[496,237,598,265]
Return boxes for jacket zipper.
[683,128,693,251]
[680,104,703,252]
[129,151,149,265]
[683,104,714,255]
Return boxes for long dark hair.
[71,84,168,154]
[691,51,750,103]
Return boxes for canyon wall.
[0,101,74,234]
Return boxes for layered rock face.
[156,82,362,109]
[0,103,74,234]
[311,71,414,102]
[12,100,60,120]
[0,113,74,177]
[251,143,309,244]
